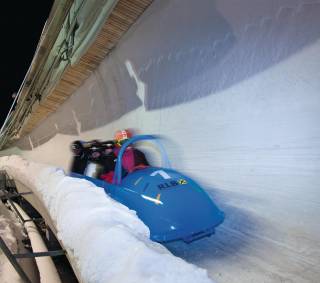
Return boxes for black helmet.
[71,140,84,156]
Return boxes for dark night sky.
[0,1,53,127]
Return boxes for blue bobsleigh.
[71,135,224,243]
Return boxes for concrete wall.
[3,0,320,282]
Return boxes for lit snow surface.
[2,1,320,282]
[0,155,214,283]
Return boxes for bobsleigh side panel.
[70,166,224,243]
[120,167,224,242]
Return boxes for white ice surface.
[1,1,320,282]
[0,155,214,283]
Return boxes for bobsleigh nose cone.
[150,206,225,243]
[140,172,225,243]
[113,166,225,243]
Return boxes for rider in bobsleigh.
[100,129,149,183]
[70,129,149,183]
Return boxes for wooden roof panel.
[20,0,153,138]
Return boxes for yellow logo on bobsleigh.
[178,179,187,185]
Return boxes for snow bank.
[0,203,23,283]
[0,155,214,283]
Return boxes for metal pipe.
[12,202,62,283]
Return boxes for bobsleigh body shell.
[71,166,224,243]
[116,167,224,242]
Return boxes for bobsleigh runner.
[70,135,224,243]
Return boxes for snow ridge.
[0,155,214,283]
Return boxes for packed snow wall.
[2,0,320,282]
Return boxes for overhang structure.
[0,0,152,149]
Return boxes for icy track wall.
[2,0,320,282]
